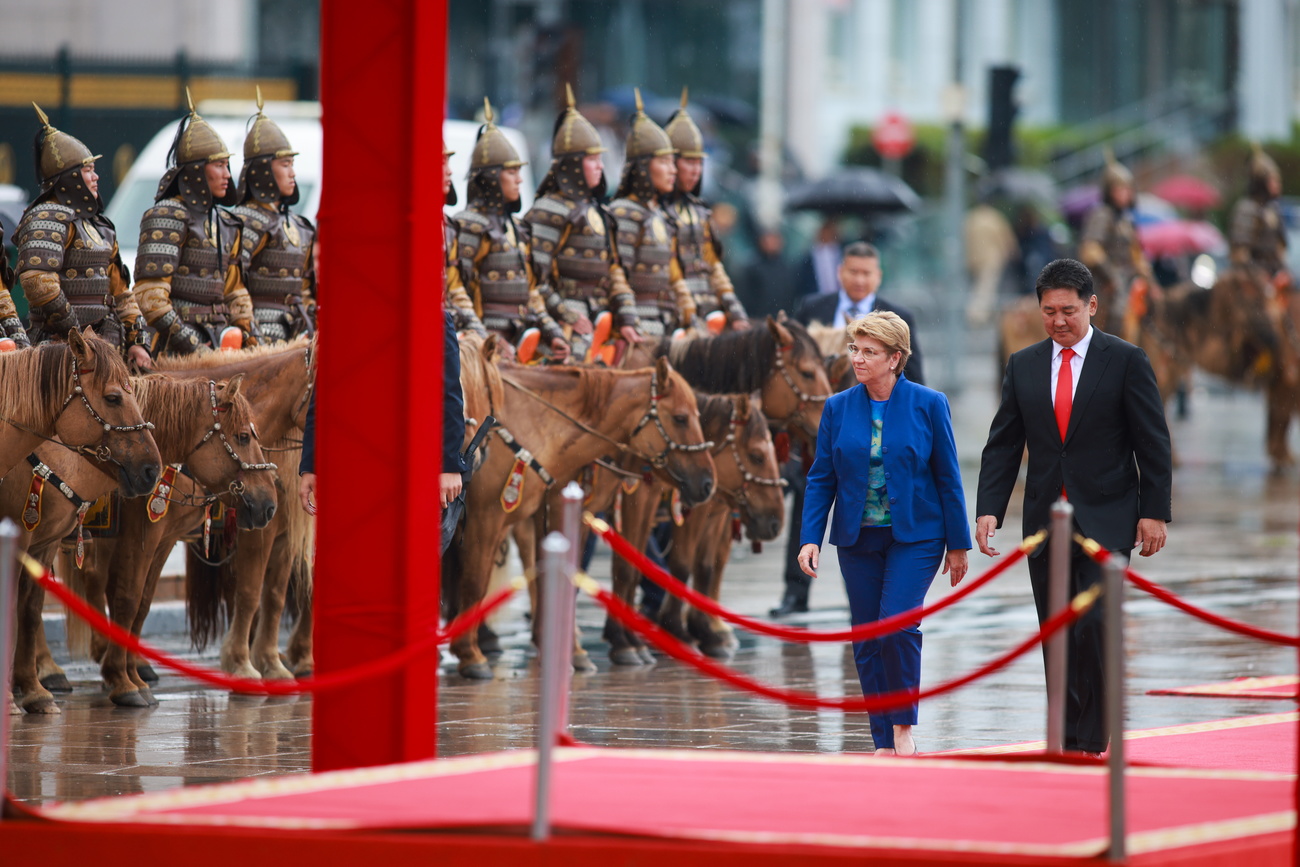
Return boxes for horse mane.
[498,360,619,420]
[0,338,123,429]
[805,320,849,358]
[664,320,823,393]
[457,332,504,417]
[148,336,311,371]
[131,375,253,460]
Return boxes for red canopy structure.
[1137,219,1227,259]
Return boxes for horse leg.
[604,482,660,665]
[122,544,179,706]
[219,525,274,680]
[450,495,506,679]
[702,515,740,658]
[14,574,59,714]
[657,515,700,644]
[80,540,114,665]
[1266,376,1297,470]
[100,508,159,707]
[250,524,296,680]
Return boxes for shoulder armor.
[16,203,76,273]
[609,198,648,222]
[454,210,490,231]
[527,195,574,224]
[136,202,189,281]
[228,205,270,255]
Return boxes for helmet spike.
[32,102,51,129]
[256,85,264,114]
[566,82,576,109]
[634,87,644,114]
[483,97,494,125]
[185,87,198,117]
[680,86,689,109]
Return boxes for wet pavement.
[7,324,1299,805]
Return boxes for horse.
[10,375,274,711]
[0,328,161,496]
[61,342,311,697]
[446,356,716,678]
[650,393,786,657]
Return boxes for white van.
[105,103,532,275]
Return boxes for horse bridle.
[710,400,787,507]
[193,380,277,497]
[773,343,829,437]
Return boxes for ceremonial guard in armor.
[454,99,565,361]
[132,94,257,356]
[229,93,316,343]
[608,89,696,339]
[12,105,149,365]
[1077,151,1153,337]
[0,217,20,349]
[524,85,639,362]
[442,142,481,333]
[663,89,748,332]
[1230,144,1289,284]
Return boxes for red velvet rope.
[580,575,1092,714]
[589,514,1035,644]
[26,560,520,695]
[1075,538,1300,648]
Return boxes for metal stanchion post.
[0,518,19,818]
[557,483,584,730]
[1047,498,1073,755]
[1104,552,1128,862]
[532,531,570,842]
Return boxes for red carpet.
[37,744,1294,861]
[1148,675,1299,700]
[942,712,1299,775]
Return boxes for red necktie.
[1055,347,1075,441]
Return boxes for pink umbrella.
[1150,176,1221,211]
[1137,219,1227,259]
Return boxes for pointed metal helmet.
[32,102,101,185]
[470,98,526,171]
[1250,141,1281,189]
[551,83,606,158]
[176,89,232,165]
[624,88,675,160]
[1100,146,1133,192]
[664,87,705,159]
[244,87,299,161]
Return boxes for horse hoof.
[139,686,160,707]
[294,667,314,679]
[8,700,21,715]
[477,628,503,657]
[459,661,494,680]
[21,694,61,715]
[110,690,151,709]
[609,647,643,666]
[700,642,734,660]
[572,652,597,674]
[136,663,159,684]
[40,673,73,693]
[636,647,656,665]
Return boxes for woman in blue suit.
[798,312,970,756]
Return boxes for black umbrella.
[784,168,921,216]
[975,168,1057,205]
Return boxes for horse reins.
[500,367,714,473]
[193,380,277,497]
[773,343,829,437]
[710,400,788,507]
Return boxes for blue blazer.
[801,375,971,551]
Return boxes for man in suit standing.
[975,257,1172,756]
[795,242,924,386]
[773,241,927,618]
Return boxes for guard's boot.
[586,310,613,362]
[705,310,727,334]
[516,327,541,364]
[219,327,243,351]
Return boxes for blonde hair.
[848,311,911,376]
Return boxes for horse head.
[635,356,716,507]
[60,328,161,498]
[711,393,784,541]
[195,374,278,529]
[759,317,832,443]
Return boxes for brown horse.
[446,356,716,678]
[61,342,311,701]
[0,328,161,495]
[651,393,786,657]
[11,376,273,711]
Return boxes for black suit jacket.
[795,292,925,387]
[976,328,1172,553]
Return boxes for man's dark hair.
[842,241,880,260]
[1035,258,1094,301]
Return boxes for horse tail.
[185,539,230,652]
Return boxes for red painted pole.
[314,0,447,772]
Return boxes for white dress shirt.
[837,291,876,325]
[1050,326,1094,405]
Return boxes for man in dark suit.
[772,241,927,618]
[975,257,1172,756]
[795,242,924,386]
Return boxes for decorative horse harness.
[710,400,787,509]
[772,341,829,438]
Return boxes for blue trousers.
[836,526,945,750]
